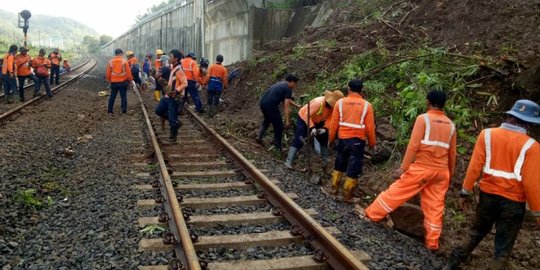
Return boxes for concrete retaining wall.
[102,0,332,65]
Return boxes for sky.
[1,0,166,38]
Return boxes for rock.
[389,203,425,239]
[76,135,93,143]
[377,123,397,142]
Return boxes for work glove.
[310,128,318,137]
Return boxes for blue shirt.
[260,81,292,108]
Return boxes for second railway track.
[0,56,98,122]
[132,88,371,270]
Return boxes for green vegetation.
[82,35,113,53]
[140,225,167,236]
[267,0,302,9]
[13,189,53,210]
[304,47,489,152]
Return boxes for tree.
[99,35,113,46]
[82,35,100,53]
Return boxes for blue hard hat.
[506,99,540,124]
[187,52,197,59]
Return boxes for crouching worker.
[155,50,187,143]
[324,79,376,203]
[363,90,456,251]
[284,90,344,170]
[204,54,228,118]
[444,100,540,270]
[62,59,71,73]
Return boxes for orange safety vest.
[338,98,371,129]
[50,53,61,65]
[181,58,199,82]
[420,114,456,149]
[483,128,535,181]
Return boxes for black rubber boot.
[169,127,178,143]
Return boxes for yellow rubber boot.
[154,90,161,101]
[330,170,344,195]
[343,177,360,204]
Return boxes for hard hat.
[19,46,29,52]
[126,51,134,56]
[156,49,164,55]
[324,90,344,108]
[506,100,540,124]
[187,52,197,59]
[146,53,153,58]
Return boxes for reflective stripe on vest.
[110,60,127,77]
[483,129,535,181]
[420,114,455,149]
[338,99,370,129]
[210,76,222,82]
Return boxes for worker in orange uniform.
[155,49,188,142]
[48,48,62,85]
[203,54,228,118]
[15,46,39,102]
[284,90,344,170]
[181,52,205,113]
[363,90,456,251]
[126,51,142,86]
[31,49,53,98]
[154,49,164,71]
[2,45,18,104]
[106,49,133,115]
[444,100,540,270]
[62,59,71,73]
[325,79,376,203]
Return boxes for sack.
[36,66,49,77]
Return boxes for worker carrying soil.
[444,99,540,270]
[14,46,38,102]
[154,49,188,143]
[324,79,376,203]
[361,90,457,250]
[284,90,344,170]
[106,48,133,115]
[203,54,228,118]
[256,74,300,151]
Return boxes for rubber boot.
[283,146,298,169]
[330,170,343,195]
[343,177,360,203]
[6,95,13,104]
[168,127,178,143]
[207,105,212,118]
[154,90,161,101]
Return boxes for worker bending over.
[204,54,228,118]
[364,90,456,250]
[181,52,205,113]
[326,79,376,203]
[126,51,142,86]
[14,46,38,102]
[284,90,344,170]
[256,74,300,151]
[155,49,188,143]
[444,100,540,270]
[106,49,133,115]
[62,60,71,73]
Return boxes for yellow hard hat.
[126,51,134,56]
[156,49,164,55]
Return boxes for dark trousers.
[291,118,328,149]
[108,82,128,114]
[207,88,222,106]
[185,80,203,112]
[2,74,16,96]
[132,71,142,86]
[258,103,284,150]
[334,138,366,178]
[36,76,52,97]
[449,191,525,266]
[155,96,183,129]
[18,74,39,100]
[50,64,60,85]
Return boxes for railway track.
[133,88,371,270]
[0,56,98,122]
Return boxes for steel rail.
[0,55,91,99]
[134,88,201,270]
[0,56,98,122]
[186,109,369,270]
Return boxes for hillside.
[207,0,540,269]
[0,9,98,49]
